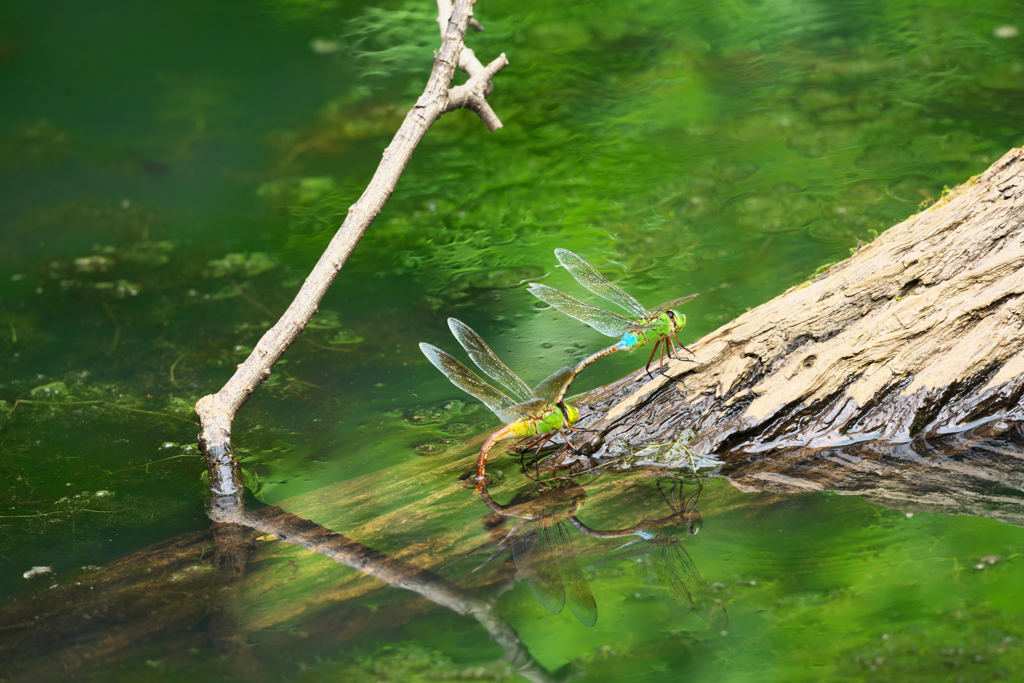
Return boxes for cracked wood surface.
[567,147,1024,467]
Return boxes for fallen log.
[565,147,1024,468]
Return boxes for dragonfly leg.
[564,424,597,434]
[666,335,679,361]
[560,428,581,452]
[658,339,666,374]
[644,342,660,379]
[670,333,698,364]
[656,478,678,513]
[530,433,554,455]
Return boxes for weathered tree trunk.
[568,148,1024,467]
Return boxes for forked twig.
[194,0,509,505]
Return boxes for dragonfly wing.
[528,283,635,337]
[511,520,566,616]
[531,366,576,405]
[625,321,662,333]
[555,249,648,318]
[419,343,517,416]
[648,293,700,316]
[494,397,546,425]
[549,521,598,627]
[448,318,532,402]
[637,536,727,629]
[634,539,694,617]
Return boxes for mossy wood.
[565,147,1024,469]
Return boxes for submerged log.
[566,147,1024,467]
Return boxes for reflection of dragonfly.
[420,318,581,490]
[528,249,699,377]
[450,480,598,627]
[569,477,727,630]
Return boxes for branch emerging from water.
[195,0,509,507]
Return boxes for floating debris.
[310,38,341,54]
[23,566,53,579]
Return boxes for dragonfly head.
[563,403,580,427]
[685,510,703,535]
[666,309,687,332]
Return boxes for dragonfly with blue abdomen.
[528,249,698,377]
[419,318,582,490]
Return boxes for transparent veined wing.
[528,283,636,338]
[531,366,576,405]
[494,398,547,425]
[634,535,727,630]
[419,343,517,416]
[555,249,648,318]
[448,318,532,402]
[547,520,598,627]
[624,320,664,333]
[511,520,566,617]
[648,293,700,316]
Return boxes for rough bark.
[194,0,508,504]
[563,147,1024,469]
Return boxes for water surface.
[2,0,1023,680]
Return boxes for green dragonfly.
[528,249,698,377]
[419,318,581,490]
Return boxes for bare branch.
[447,53,509,131]
[195,0,508,505]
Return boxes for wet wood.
[567,147,1024,467]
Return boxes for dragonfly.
[419,318,581,490]
[569,477,727,630]
[528,248,699,377]
[447,478,598,627]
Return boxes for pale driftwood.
[195,0,508,500]
[560,148,1024,469]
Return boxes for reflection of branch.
[100,301,120,359]
[194,0,509,505]
[217,505,556,683]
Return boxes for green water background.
[2,0,1024,679]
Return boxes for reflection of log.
[235,506,556,683]
[0,529,248,681]
[721,422,1024,527]
[570,148,1024,464]
[0,498,555,683]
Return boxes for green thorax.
[510,402,579,438]
[618,310,685,352]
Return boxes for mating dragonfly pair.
[419,249,698,489]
